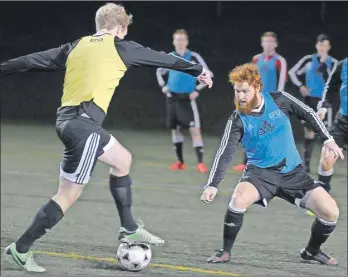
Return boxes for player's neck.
[251,94,264,112]
[176,49,187,56]
[263,50,275,56]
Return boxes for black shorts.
[239,164,320,208]
[55,115,114,184]
[166,93,200,129]
[329,113,348,150]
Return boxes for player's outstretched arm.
[116,40,211,86]
[276,90,344,160]
[278,90,333,141]
[202,113,243,192]
[0,42,78,76]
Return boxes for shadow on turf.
[86,261,127,272]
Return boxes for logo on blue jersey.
[269,109,282,120]
[259,120,275,136]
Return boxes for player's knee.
[322,204,339,223]
[304,129,315,139]
[318,196,340,222]
[110,150,132,176]
[319,159,334,172]
[231,191,252,210]
[321,156,336,172]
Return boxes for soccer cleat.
[119,227,165,246]
[300,248,338,265]
[197,162,208,173]
[169,161,187,171]
[4,242,46,272]
[306,210,316,217]
[207,249,231,263]
[232,163,246,172]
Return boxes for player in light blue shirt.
[156,29,213,173]
[200,63,343,266]
[289,34,338,173]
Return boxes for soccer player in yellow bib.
[0,3,212,272]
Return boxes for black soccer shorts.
[329,112,348,151]
[166,93,200,129]
[55,115,115,184]
[239,164,321,208]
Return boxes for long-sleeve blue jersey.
[289,54,339,98]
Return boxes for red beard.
[234,93,259,114]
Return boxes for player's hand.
[299,86,309,97]
[200,186,218,203]
[323,140,345,160]
[317,108,327,120]
[189,91,199,101]
[197,74,213,89]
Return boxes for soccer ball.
[116,242,152,271]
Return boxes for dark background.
[1,1,348,139]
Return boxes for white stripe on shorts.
[190,100,201,128]
[60,133,100,184]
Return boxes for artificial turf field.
[1,123,347,276]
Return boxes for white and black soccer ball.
[116,242,152,272]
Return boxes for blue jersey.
[340,58,348,116]
[166,51,197,93]
[306,55,335,98]
[253,53,287,92]
[239,92,302,173]
[289,54,339,99]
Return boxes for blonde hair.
[261,31,278,42]
[95,3,133,31]
[173,29,188,39]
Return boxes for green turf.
[1,123,347,276]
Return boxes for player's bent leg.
[189,127,207,173]
[169,127,186,170]
[98,138,164,245]
[207,182,260,263]
[303,127,316,173]
[301,186,339,265]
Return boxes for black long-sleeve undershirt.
[0,36,203,77]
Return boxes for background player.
[200,64,343,265]
[232,31,287,172]
[156,29,214,173]
[1,3,212,272]
[317,57,347,192]
[289,33,338,173]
